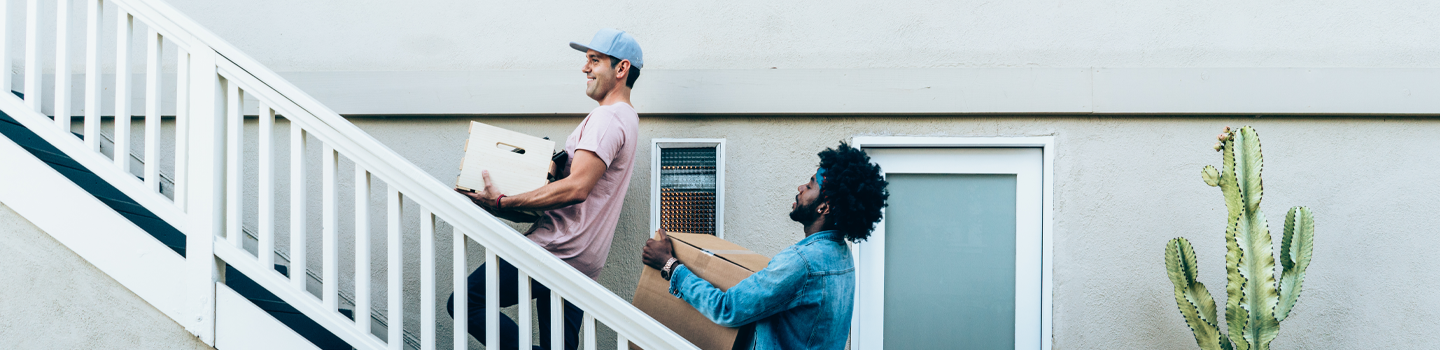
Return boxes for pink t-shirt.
[527,102,639,279]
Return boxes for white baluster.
[224,80,241,249]
[258,103,275,268]
[53,0,70,132]
[421,208,436,350]
[519,269,531,350]
[387,186,404,350]
[23,0,39,112]
[551,291,564,350]
[174,48,188,208]
[144,28,161,192]
[584,313,596,350]
[486,250,499,350]
[82,0,100,151]
[290,122,306,291]
[114,10,132,172]
[0,0,10,98]
[617,332,627,350]
[322,144,338,310]
[453,230,467,350]
[355,166,371,334]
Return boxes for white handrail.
[3,0,698,349]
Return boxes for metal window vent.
[659,147,717,235]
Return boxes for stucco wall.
[342,115,1440,349]
[0,202,213,350]
[167,0,1440,70]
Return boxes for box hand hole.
[495,142,526,154]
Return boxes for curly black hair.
[817,141,889,242]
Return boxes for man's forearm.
[500,179,587,211]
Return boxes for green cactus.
[1165,126,1315,350]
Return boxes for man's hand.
[642,228,676,270]
[457,170,503,211]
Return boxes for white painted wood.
[355,166,372,335]
[82,0,100,152]
[258,102,275,268]
[455,121,554,195]
[52,0,70,131]
[583,312,596,350]
[0,75,187,229]
[420,207,436,350]
[23,0,39,112]
[616,333,626,350]
[453,230,467,350]
[224,79,242,250]
[322,144,339,310]
[215,244,388,349]
[183,49,222,346]
[0,130,187,324]
[290,121,307,291]
[650,139,725,238]
[174,48,188,208]
[0,0,9,98]
[485,249,498,350]
[386,186,403,350]
[850,137,1054,350]
[518,269,531,350]
[550,291,562,350]
[113,10,133,173]
[144,28,161,192]
[215,283,321,350]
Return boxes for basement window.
[651,139,725,237]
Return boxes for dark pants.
[446,258,583,350]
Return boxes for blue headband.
[815,167,828,192]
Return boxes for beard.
[789,198,819,224]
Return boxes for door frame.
[849,136,1054,350]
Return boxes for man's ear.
[816,201,831,216]
[615,60,631,80]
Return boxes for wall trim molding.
[267,68,1440,116]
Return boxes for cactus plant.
[1165,126,1315,350]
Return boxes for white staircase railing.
[0,0,696,349]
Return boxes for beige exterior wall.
[0,202,213,350]
[345,114,1440,349]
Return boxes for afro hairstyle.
[816,141,889,242]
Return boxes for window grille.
[652,140,724,237]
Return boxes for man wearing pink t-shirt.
[446,29,642,350]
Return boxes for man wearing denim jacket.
[643,142,889,349]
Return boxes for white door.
[852,146,1046,349]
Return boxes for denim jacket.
[668,230,855,350]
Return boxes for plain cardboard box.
[456,121,553,222]
[632,232,770,350]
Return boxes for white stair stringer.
[0,132,316,350]
[216,283,320,350]
[0,131,187,322]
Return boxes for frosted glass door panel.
[883,173,1017,349]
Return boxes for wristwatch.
[660,258,679,280]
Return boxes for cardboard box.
[456,121,555,196]
[632,232,770,350]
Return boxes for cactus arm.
[1277,206,1314,321]
[1202,165,1220,187]
[1217,136,1251,350]
[1231,127,1282,350]
[1166,238,1229,350]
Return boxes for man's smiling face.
[582,50,618,101]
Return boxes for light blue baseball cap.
[569,29,644,69]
